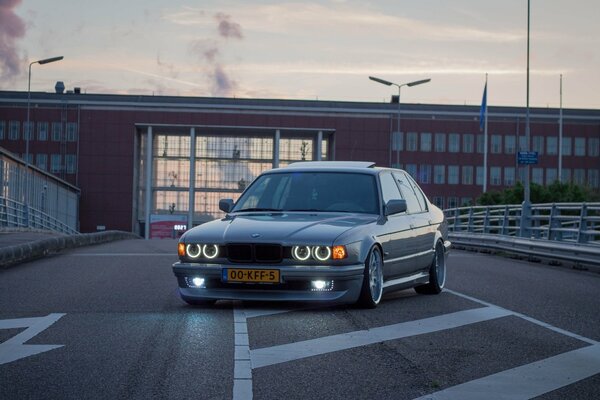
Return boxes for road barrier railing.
[444,202,600,267]
[0,196,78,235]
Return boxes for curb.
[0,230,141,268]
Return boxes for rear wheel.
[357,246,384,308]
[415,241,446,295]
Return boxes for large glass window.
[532,136,544,155]
[476,166,484,185]
[420,132,432,152]
[65,154,77,174]
[546,168,557,185]
[589,138,600,157]
[52,122,62,141]
[504,167,515,186]
[505,135,516,154]
[9,121,19,140]
[490,167,501,185]
[588,170,599,188]
[36,154,48,170]
[562,137,572,156]
[50,154,61,173]
[477,134,485,153]
[519,136,528,151]
[407,132,418,151]
[0,121,5,139]
[573,169,585,185]
[405,164,417,179]
[448,134,460,153]
[419,164,431,184]
[38,122,48,141]
[434,133,446,152]
[532,168,543,185]
[491,135,502,154]
[463,134,474,153]
[461,166,473,185]
[67,123,78,142]
[392,132,403,151]
[23,121,34,140]
[547,137,558,155]
[561,168,571,183]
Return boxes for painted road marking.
[251,306,513,369]
[415,344,600,400]
[233,303,252,400]
[0,313,66,365]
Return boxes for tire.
[415,241,446,295]
[357,246,384,308]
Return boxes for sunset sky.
[2,0,599,109]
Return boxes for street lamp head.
[407,78,431,87]
[37,56,64,65]
[369,76,393,86]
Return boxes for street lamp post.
[25,55,63,225]
[369,76,431,167]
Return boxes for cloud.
[0,0,26,84]
[215,12,244,39]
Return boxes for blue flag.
[479,82,487,131]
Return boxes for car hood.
[182,212,378,245]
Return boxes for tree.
[476,181,599,205]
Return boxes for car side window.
[392,171,423,214]
[379,172,403,205]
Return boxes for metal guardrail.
[0,196,79,235]
[445,202,600,267]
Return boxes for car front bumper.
[172,262,365,303]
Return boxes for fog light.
[186,276,206,288]
[311,280,334,292]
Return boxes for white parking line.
[251,306,513,369]
[414,344,600,400]
[232,303,252,400]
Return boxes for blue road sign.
[518,151,538,165]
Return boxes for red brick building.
[1,90,599,236]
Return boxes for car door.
[393,171,436,272]
[378,171,416,279]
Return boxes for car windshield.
[233,172,379,214]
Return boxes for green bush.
[476,181,600,205]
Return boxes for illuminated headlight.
[185,276,206,288]
[186,244,202,259]
[311,280,334,291]
[292,246,311,261]
[312,246,331,261]
[203,244,219,259]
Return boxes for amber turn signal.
[178,243,186,257]
[332,245,347,259]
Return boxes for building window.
[51,154,62,173]
[38,122,48,141]
[448,165,459,184]
[491,135,502,154]
[532,168,543,185]
[52,122,62,141]
[561,168,571,183]
[419,164,431,184]
[532,136,544,155]
[519,136,528,151]
[447,197,458,209]
[392,132,404,151]
[588,169,599,188]
[460,197,472,207]
[477,134,485,153]
[462,134,474,153]
[9,121,19,140]
[22,153,33,164]
[420,132,432,152]
[407,132,418,151]
[65,154,77,174]
[434,133,446,152]
[561,137,572,156]
[405,164,417,179]
[573,169,585,185]
[461,166,473,185]
[504,135,516,154]
[546,168,557,185]
[432,196,444,209]
[67,123,78,142]
[23,121,34,140]
[434,165,445,184]
[476,166,484,186]
[0,121,5,140]
[547,137,558,155]
[518,167,527,183]
[504,167,515,186]
[589,138,599,157]
[574,137,586,156]
[448,133,460,153]
[36,154,48,170]
[490,167,501,185]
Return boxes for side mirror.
[219,198,234,213]
[385,199,407,216]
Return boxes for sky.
[1,0,599,109]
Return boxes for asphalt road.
[1,239,599,399]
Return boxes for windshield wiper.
[286,209,322,212]
[235,208,282,212]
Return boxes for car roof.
[276,161,377,173]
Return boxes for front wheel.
[415,241,446,295]
[357,246,384,308]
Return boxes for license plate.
[223,268,280,283]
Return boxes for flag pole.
[483,73,488,193]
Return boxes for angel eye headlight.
[292,246,311,261]
[186,244,202,259]
[313,246,332,261]
[203,244,219,259]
